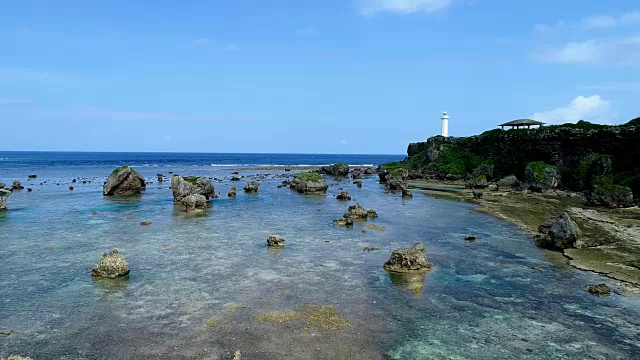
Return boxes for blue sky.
[1,0,639,154]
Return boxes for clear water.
[0,153,639,359]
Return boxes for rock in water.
[0,182,5,189]
[228,187,237,198]
[402,188,413,198]
[333,218,354,227]
[171,175,215,202]
[321,163,349,177]
[182,194,208,212]
[103,166,146,196]
[290,173,328,194]
[535,212,582,250]
[343,203,368,219]
[585,284,611,296]
[91,250,130,278]
[354,181,363,188]
[244,182,259,192]
[0,189,11,211]
[267,235,285,247]
[336,191,351,200]
[11,181,24,190]
[384,243,432,273]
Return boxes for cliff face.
[395,121,640,197]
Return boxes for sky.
[1,0,639,154]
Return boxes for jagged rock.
[466,176,488,189]
[336,191,351,200]
[402,188,413,198]
[343,203,369,219]
[231,176,240,181]
[497,175,520,189]
[351,169,362,179]
[384,243,432,273]
[244,181,259,192]
[91,250,130,278]
[367,209,378,218]
[387,177,407,191]
[333,218,354,227]
[290,173,328,194]
[0,182,5,189]
[267,235,285,247]
[535,212,582,250]
[464,235,476,241]
[588,185,634,208]
[157,174,164,182]
[354,181,363,188]
[182,194,208,212]
[11,180,24,190]
[228,187,237,198]
[585,284,611,296]
[321,163,349,177]
[0,189,11,211]
[171,175,215,202]
[524,162,561,192]
[472,190,483,199]
[103,166,146,196]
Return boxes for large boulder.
[103,166,146,196]
[535,212,582,250]
[386,177,408,191]
[497,175,520,189]
[336,191,351,200]
[11,181,24,190]
[244,181,259,192]
[384,243,432,273]
[0,182,6,189]
[182,194,208,212]
[523,162,561,192]
[228,187,237,198]
[171,175,215,202]
[91,250,130,278]
[267,235,285,247]
[0,189,11,211]
[290,173,328,194]
[588,185,634,208]
[585,284,611,297]
[343,203,377,220]
[321,163,349,177]
[466,175,488,189]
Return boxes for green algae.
[294,172,323,182]
[365,223,386,232]
[256,304,350,330]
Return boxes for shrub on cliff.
[524,162,560,192]
[588,185,634,208]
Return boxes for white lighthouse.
[441,111,449,137]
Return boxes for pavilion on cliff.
[499,119,545,130]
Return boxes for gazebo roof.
[499,119,545,126]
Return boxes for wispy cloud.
[532,95,615,125]
[577,81,640,92]
[533,36,640,65]
[191,38,209,46]
[340,139,349,145]
[581,10,640,29]
[357,0,452,15]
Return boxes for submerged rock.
[354,180,363,188]
[171,175,215,202]
[290,173,328,194]
[585,283,611,296]
[11,180,24,190]
[535,212,582,250]
[182,194,208,212]
[367,209,378,218]
[321,163,349,177]
[336,191,351,200]
[228,187,237,198]
[0,189,11,211]
[333,218,354,227]
[267,235,285,247]
[244,181,259,192]
[103,166,146,196]
[91,250,130,278]
[384,243,432,273]
[402,188,413,198]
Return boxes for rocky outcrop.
[535,212,582,250]
[383,243,432,273]
[321,163,349,177]
[333,218,354,227]
[267,235,285,247]
[386,177,407,191]
[343,203,377,220]
[497,175,520,189]
[0,189,11,211]
[585,283,611,296]
[244,181,259,192]
[171,175,215,202]
[0,182,5,189]
[402,188,413,198]
[103,166,146,196]
[290,173,328,194]
[588,185,634,208]
[182,194,208,212]
[11,181,24,190]
[228,187,237,198]
[466,175,488,189]
[523,162,560,192]
[336,191,351,200]
[91,250,130,278]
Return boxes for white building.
[441,111,449,137]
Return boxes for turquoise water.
[1,162,639,359]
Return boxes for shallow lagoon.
[1,166,639,359]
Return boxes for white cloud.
[582,10,640,29]
[192,38,209,46]
[227,44,238,51]
[533,36,640,65]
[532,95,614,125]
[357,0,452,15]
[340,139,349,145]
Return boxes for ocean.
[0,152,639,359]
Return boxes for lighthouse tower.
[441,111,449,137]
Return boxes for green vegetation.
[294,172,323,182]
[426,145,482,176]
[471,175,486,183]
[382,161,411,170]
[256,304,350,330]
[111,166,129,175]
[526,161,554,183]
[183,176,200,185]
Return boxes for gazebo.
[499,119,545,130]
